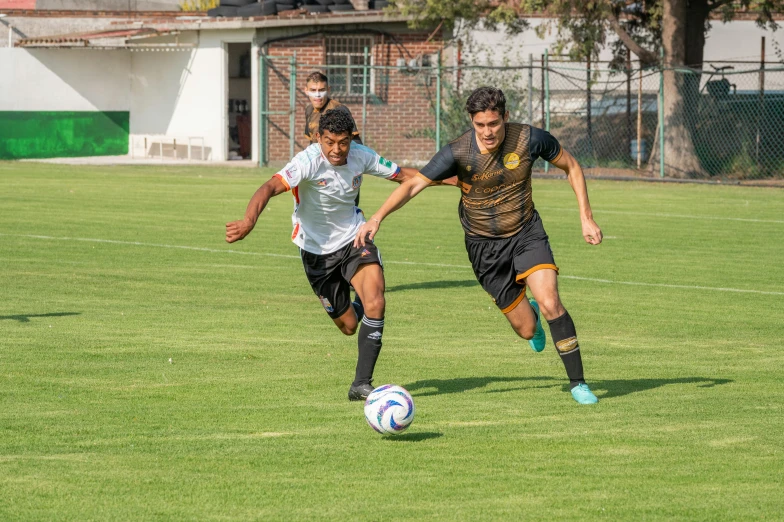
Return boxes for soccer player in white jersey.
[226,109,420,401]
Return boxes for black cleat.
[348,382,375,402]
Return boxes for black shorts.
[300,241,383,319]
[464,210,558,314]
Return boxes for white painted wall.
[703,20,780,62]
[466,19,784,66]
[465,19,618,64]
[129,29,256,162]
[0,47,130,111]
[1,28,258,162]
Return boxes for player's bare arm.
[550,148,603,245]
[225,175,288,243]
[354,173,431,247]
[393,167,456,186]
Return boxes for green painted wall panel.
[0,111,129,160]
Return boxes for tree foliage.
[388,0,780,67]
[179,0,218,11]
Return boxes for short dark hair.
[318,109,354,138]
[306,71,329,85]
[465,87,506,117]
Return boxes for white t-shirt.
[274,143,400,255]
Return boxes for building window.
[326,35,374,98]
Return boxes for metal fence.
[259,52,784,180]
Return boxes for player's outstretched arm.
[550,148,602,245]
[391,168,457,187]
[225,176,288,243]
[386,167,455,187]
[354,174,431,247]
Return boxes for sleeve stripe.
[273,173,291,192]
[549,146,564,164]
[414,171,432,183]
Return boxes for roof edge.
[110,11,416,32]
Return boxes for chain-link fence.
[259,53,784,180]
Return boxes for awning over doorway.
[16,28,192,49]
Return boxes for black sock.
[352,295,364,322]
[546,311,585,389]
[353,316,383,386]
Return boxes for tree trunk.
[656,0,708,178]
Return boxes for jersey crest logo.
[466,165,472,171]
[504,153,521,170]
[316,178,327,186]
[319,295,334,313]
[352,175,362,189]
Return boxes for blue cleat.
[528,298,547,352]
[571,383,599,404]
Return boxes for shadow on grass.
[586,377,733,399]
[404,376,733,400]
[386,280,479,293]
[383,432,443,442]
[0,312,81,323]
[403,376,558,397]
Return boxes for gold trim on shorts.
[515,263,559,283]
[501,291,527,314]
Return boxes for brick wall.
[265,31,444,165]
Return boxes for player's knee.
[335,314,358,336]
[537,297,565,320]
[362,294,385,317]
[339,323,357,336]
[513,323,536,340]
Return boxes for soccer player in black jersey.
[354,86,602,404]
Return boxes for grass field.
[1,161,783,520]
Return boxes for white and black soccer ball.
[364,384,415,435]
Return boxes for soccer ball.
[364,384,415,435]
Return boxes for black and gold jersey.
[419,123,562,239]
[304,99,361,144]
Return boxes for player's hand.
[354,218,380,248]
[581,218,603,245]
[226,218,255,243]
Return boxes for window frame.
[325,35,375,100]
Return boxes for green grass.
[1,161,783,520]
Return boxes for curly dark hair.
[318,108,354,138]
[465,86,506,117]
[306,71,328,84]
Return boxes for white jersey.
[274,143,400,255]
